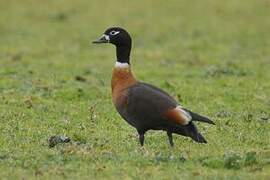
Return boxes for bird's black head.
[93,27,132,64]
[93,27,131,46]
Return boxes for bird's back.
[116,82,179,130]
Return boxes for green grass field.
[0,0,270,179]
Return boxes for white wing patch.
[175,106,192,125]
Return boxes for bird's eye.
[110,30,120,35]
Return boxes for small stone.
[48,135,71,148]
[75,75,87,82]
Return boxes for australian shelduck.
[93,27,215,147]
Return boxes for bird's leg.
[167,131,174,147]
[137,130,145,146]
[139,134,144,146]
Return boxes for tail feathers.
[174,122,207,143]
[183,108,215,125]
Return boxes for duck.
[93,27,215,147]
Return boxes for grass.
[0,0,269,179]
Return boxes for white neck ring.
[115,61,129,68]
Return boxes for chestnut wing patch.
[163,106,192,125]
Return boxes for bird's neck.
[111,43,136,96]
[116,45,131,64]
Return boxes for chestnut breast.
[111,67,137,108]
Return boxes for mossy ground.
[0,0,269,179]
